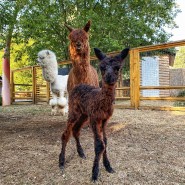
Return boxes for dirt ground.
[0,104,185,185]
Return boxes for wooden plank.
[135,49,140,108]
[13,91,33,94]
[13,84,32,86]
[12,66,32,72]
[116,87,130,90]
[137,39,185,52]
[140,86,185,90]
[32,67,36,104]
[114,105,135,109]
[129,49,140,109]
[115,97,131,100]
[140,97,185,101]
[129,49,135,107]
[12,97,33,99]
[10,70,14,104]
[138,106,185,111]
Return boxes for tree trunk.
[2,1,20,106]
[2,41,11,106]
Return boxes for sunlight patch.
[110,122,126,132]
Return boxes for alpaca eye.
[114,66,120,71]
[39,56,45,60]
[100,65,106,71]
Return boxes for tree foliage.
[0,0,180,69]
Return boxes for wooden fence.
[11,40,185,111]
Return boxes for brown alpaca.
[65,20,99,94]
[59,47,130,182]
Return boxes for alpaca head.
[94,48,130,85]
[37,50,57,68]
[65,20,91,57]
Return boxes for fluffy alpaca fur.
[37,50,68,115]
[59,48,130,182]
[65,20,99,94]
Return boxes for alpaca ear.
[64,23,73,32]
[84,20,91,32]
[94,48,106,61]
[116,48,130,61]
[46,50,50,55]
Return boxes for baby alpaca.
[59,48,129,181]
[37,50,68,115]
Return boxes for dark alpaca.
[65,20,99,94]
[59,47,129,182]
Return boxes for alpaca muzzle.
[76,42,82,52]
[104,68,116,85]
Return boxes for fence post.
[130,49,140,109]
[46,82,50,103]
[32,66,36,104]
[10,70,14,104]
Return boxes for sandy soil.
[0,104,185,185]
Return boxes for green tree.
[174,46,185,68]
[1,0,180,62]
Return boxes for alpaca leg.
[72,114,88,159]
[102,120,115,173]
[57,96,67,116]
[60,90,68,114]
[58,105,65,116]
[51,105,58,115]
[59,123,73,170]
[50,93,58,115]
[91,120,105,182]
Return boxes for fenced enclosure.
[11,40,185,111]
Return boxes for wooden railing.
[11,40,185,111]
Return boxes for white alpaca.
[37,50,68,115]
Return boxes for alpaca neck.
[73,62,90,82]
[42,66,57,83]
[101,83,116,103]
[71,49,91,82]
[73,56,90,67]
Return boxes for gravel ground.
[0,104,185,185]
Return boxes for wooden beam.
[32,66,36,104]
[115,97,131,100]
[137,39,185,52]
[129,49,135,107]
[140,97,185,101]
[130,49,140,109]
[139,106,185,111]
[116,87,130,90]
[140,86,185,90]
[10,70,14,104]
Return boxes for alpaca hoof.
[58,107,66,116]
[51,111,57,116]
[91,170,99,183]
[59,164,65,172]
[106,167,115,173]
[91,176,98,183]
[77,149,86,159]
[79,154,86,159]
